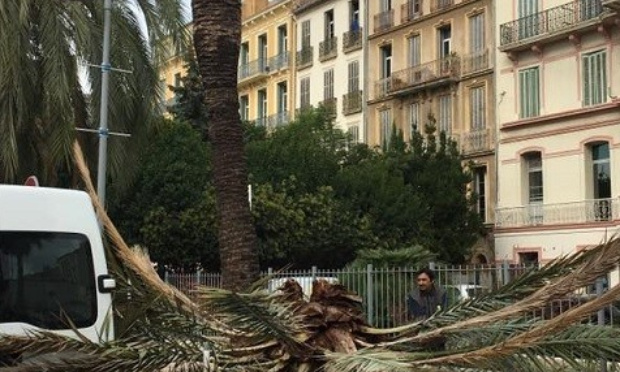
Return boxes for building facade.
[293,0,366,141]
[366,0,497,261]
[238,0,296,130]
[494,0,620,264]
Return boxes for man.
[407,268,447,321]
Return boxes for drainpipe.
[362,0,370,143]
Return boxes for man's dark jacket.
[407,286,447,320]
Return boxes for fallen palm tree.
[1,143,620,371]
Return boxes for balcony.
[461,49,491,75]
[343,29,363,53]
[388,56,461,97]
[496,198,620,228]
[499,0,608,52]
[255,111,291,129]
[343,90,363,115]
[319,97,337,118]
[374,9,394,34]
[401,1,423,23]
[238,58,269,83]
[268,52,290,71]
[603,0,620,11]
[431,0,454,13]
[319,37,338,62]
[296,46,313,69]
[458,128,495,155]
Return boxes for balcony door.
[518,0,539,40]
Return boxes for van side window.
[0,232,97,329]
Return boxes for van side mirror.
[98,275,116,293]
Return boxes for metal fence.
[166,263,572,328]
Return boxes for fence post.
[428,261,436,271]
[366,264,374,326]
[311,266,317,281]
[502,260,510,286]
[196,268,202,288]
[164,269,169,284]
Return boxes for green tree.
[110,120,217,269]
[252,179,377,269]
[0,0,186,188]
[247,109,348,195]
[167,56,209,139]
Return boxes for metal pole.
[596,277,607,372]
[96,0,113,206]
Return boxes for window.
[525,152,543,203]
[518,251,539,266]
[474,167,487,222]
[590,142,612,221]
[583,50,607,107]
[174,73,182,88]
[380,109,392,148]
[300,77,311,108]
[277,82,287,114]
[519,0,539,39]
[278,25,288,55]
[406,0,422,18]
[0,232,97,330]
[324,69,334,100]
[348,124,360,143]
[381,0,392,12]
[381,45,392,78]
[438,25,452,58]
[519,67,540,118]
[408,35,421,67]
[302,20,311,48]
[470,86,486,130]
[258,34,268,71]
[438,94,452,134]
[348,61,359,93]
[240,42,249,65]
[409,102,420,134]
[350,0,360,30]
[239,95,249,121]
[469,13,485,54]
[257,89,267,119]
[325,10,335,40]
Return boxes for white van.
[0,185,115,345]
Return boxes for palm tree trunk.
[192,0,260,291]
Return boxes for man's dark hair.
[416,267,435,282]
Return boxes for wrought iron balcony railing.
[343,90,363,115]
[374,9,394,33]
[343,29,362,52]
[296,46,313,69]
[461,49,490,75]
[319,37,338,61]
[268,52,290,71]
[500,0,605,47]
[238,58,269,81]
[374,77,392,100]
[255,111,291,129]
[431,0,454,12]
[401,1,424,23]
[496,198,620,228]
[458,128,494,155]
[389,56,460,94]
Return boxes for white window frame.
[470,86,486,130]
[582,49,607,107]
[519,66,540,119]
[323,69,334,100]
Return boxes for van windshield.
[0,231,97,329]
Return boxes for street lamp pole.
[96,0,113,206]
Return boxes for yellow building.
[239,0,296,129]
[366,0,497,261]
[159,0,296,127]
